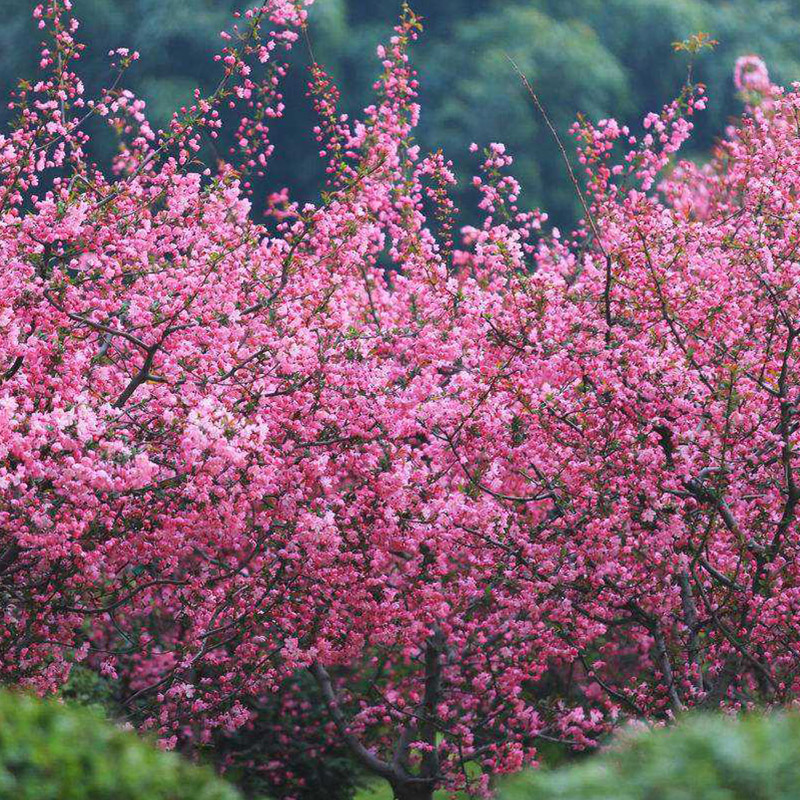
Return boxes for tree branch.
[310,661,395,781]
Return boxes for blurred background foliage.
[1,0,800,226]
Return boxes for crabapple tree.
[2,2,800,799]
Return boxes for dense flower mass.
[2,2,800,798]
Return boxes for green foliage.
[60,665,117,713]
[209,673,364,800]
[0,690,241,800]
[672,31,719,54]
[501,712,800,800]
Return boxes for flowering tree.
[3,1,800,798]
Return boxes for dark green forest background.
[1,0,798,225]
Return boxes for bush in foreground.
[503,713,800,800]
[0,691,241,800]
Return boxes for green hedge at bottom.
[0,690,241,800]
[502,712,800,800]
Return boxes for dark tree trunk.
[311,630,446,800]
[391,779,435,800]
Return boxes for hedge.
[502,712,800,800]
[0,690,241,800]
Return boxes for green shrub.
[0,690,241,800]
[502,713,800,800]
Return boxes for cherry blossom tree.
[3,2,800,799]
